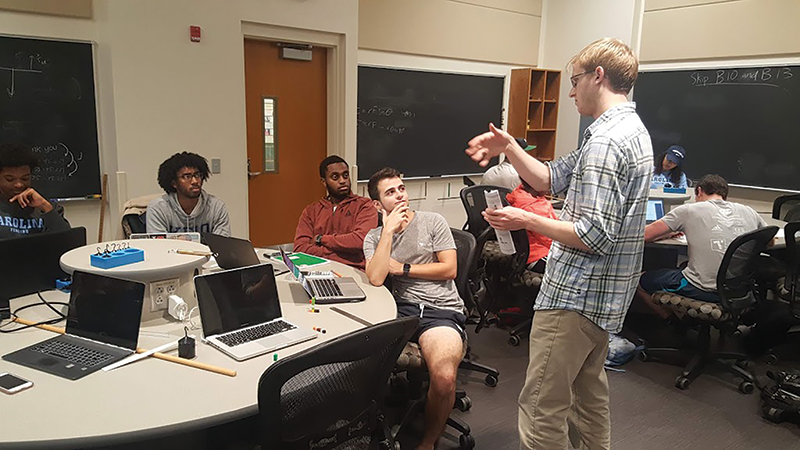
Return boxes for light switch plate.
[211,158,221,174]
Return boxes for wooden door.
[244,39,327,246]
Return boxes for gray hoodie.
[146,190,230,237]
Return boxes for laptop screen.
[194,264,282,337]
[646,199,665,223]
[65,271,145,351]
[203,233,260,269]
[280,249,313,293]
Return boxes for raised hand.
[9,188,53,213]
[465,123,517,167]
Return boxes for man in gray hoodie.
[147,152,230,237]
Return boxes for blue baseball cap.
[665,145,686,166]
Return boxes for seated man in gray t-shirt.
[638,174,767,314]
[363,167,464,450]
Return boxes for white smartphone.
[0,372,34,394]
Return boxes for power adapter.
[168,294,188,321]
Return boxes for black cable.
[0,291,68,334]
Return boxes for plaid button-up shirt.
[535,102,653,333]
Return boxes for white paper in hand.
[484,190,516,255]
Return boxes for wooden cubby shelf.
[508,68,562,162]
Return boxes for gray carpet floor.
[416,324,800,450]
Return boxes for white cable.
[186,306,201,330]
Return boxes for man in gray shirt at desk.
[363,167,465,450]
[640,174,767,308]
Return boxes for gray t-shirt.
[363,211,464,313]
[662,199,767,292]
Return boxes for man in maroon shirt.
[293,156,378,270]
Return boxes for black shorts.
[396,302,467,343]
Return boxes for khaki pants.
[518,310,611,450]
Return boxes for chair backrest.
[716,226,779,316]
[772,194,800,221]
[257,316,418,450]
[451,228,477,309]
[459,185,511,238]
[785,222,800,319]
[121,212,147,238]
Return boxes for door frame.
[241,21,351,236]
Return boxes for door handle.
[247,158,262,180]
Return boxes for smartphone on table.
[0,372,33,394]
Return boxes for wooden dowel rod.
[12,317,236,377]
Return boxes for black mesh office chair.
[773,194,800,222]
[257,316,418,450]
[764,222,800,364]
[459,184,511,238]
[641,226,779,392]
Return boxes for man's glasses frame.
[570,70,594,88]
[178,172,204,182]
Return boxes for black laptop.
[202,233,288,275]
[3,271,145,380]
[0,227,86,299]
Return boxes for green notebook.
[271,251,328,269]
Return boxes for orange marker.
[332,271,342,278]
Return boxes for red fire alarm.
[190,26,201,43]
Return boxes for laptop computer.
[3,271,145,380]
[0,227,86,300]
[279,248,366,304]
[202,233,288,275]
[194,263,317,361]
[646,199,666,224]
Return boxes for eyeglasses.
[178,172,204,181]
[570,70,593,88]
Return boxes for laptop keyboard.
[30,339,115,368]
[217,319,296,347]
[312,278,343,298]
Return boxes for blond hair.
[569,38,638,94]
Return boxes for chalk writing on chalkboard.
[690,67,793,89]
[30,143,81,182]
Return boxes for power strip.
[150,278,180,312]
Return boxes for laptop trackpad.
[339,279,366,299]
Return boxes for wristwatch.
[315,235,322,246]
[403,263,411,276]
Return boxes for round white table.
[0,260,396,449]
[650,188,692,210]
[60,239,211,322]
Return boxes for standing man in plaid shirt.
[466,38,652,449]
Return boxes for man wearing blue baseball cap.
[651,145,688,189]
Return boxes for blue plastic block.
[90,248,145,269]
[663,187,687,194]
[55,279,72,292]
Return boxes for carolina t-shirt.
[363,211,464,313]
[661,199,766,291]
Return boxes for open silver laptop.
[280,248,366,304]
[194,263,316,361]
[3,271,144,380]
[646,199,666,224]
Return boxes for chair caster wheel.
[766,353,779,365]
[459,434,476,449]
[508,335,521,347]
[456,395,472,412]
[763,406,785,423]
[739,380,755,394]
[638,351,648,362]
[675,376,690,390]
[485,374,498,387]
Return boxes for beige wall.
[640,0,800,62]
[359,0,541,66]
[539,0,641,160]
[0,0,359,243]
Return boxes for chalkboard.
[357,66,503,180]
[633,65,800,191]
[0,35,101,198]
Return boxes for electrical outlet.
[150,278,180,312]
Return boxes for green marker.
[273,353,278,362]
